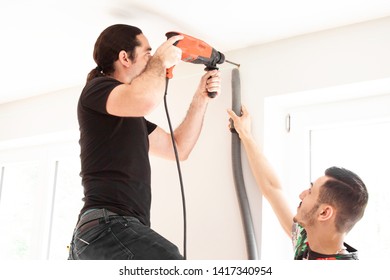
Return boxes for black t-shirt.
[77,77,157,226]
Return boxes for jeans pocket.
[72,223,109,259]
[72,220,135,260]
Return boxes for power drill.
[165,31,225,98]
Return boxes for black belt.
[76,208,118,234]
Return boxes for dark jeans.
[68,209,183,260]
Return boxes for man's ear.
[118,50,131,67]
[318,205,334,221]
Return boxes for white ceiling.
[1,0,390,104]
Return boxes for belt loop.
[102,208,110,223]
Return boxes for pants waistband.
[78,208,118,227]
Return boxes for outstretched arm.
[227,105,293,236]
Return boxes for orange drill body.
[165,31,225,80]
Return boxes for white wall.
[0,16,389,259]
[0,87,80,146]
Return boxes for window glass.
[0,161,49,259]
[0,136,81,260]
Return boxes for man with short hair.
[228,105,368,260]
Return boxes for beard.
[294,203,320,227]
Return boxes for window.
[0,133,82,260]
[0,160,51,259]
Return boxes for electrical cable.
[163,77,187,260]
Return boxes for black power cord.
[163,77,187,260]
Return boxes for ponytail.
[86,66,105,83]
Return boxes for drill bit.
[225,60,240,68]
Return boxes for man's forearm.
[173,94,209,160]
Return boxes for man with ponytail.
[68,24,221,260]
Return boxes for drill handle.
[166,66,174,79]
[205,66,218,98]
